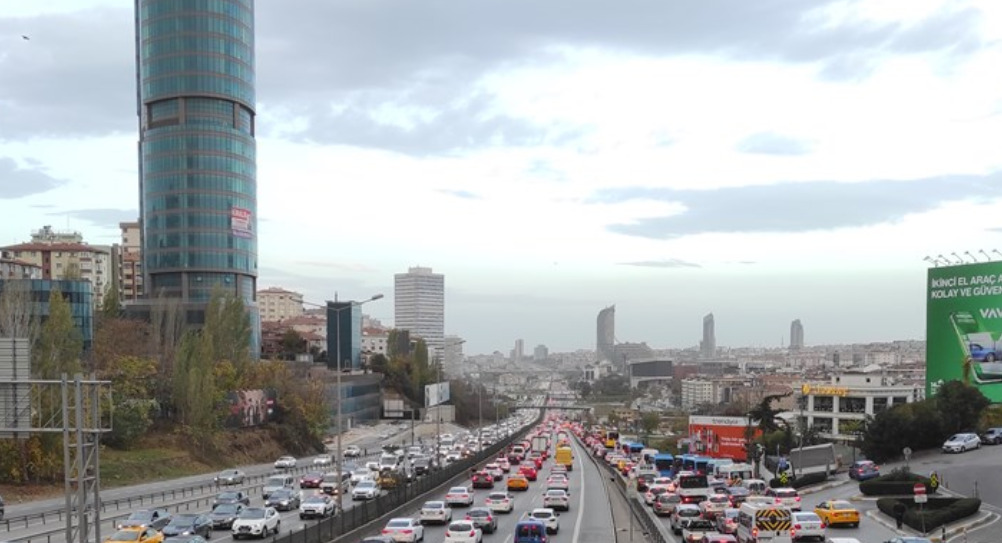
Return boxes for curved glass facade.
[137,0,257,315]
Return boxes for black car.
[162,514,213,538]
[981,427,1002,445]
[264,489,301,511]
[213,491,250,507]
[209,504,245,530]
[116,508,172,530]
[636,474,655,492]
[413,458,433,476]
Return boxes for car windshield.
[532,511,552,519]
[270,490,292,499]
[831,501,854,509]
[239,508,266,519]
[449,522,474,531]
[794,512,821,521]
[424,502,444,509]
[546,490,565,496]
[776,490,797,497]
[679,508,700,517]
[358,481,376,489]
[127,512,155,521]
[213,504,239,514]
[304,496,327,504]
[170,515,198,526]
[266,477,285,486]
[220,470,238,476]
[684,519,715,529]
[449,487,468,493]
[218,492,239,499]
[488,493,507,500]
[467,509,489,517]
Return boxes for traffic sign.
[914,483,928,503]
[903,447,912,459]
[914,483,926,494]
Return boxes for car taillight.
[752,527,759,537]
[795,496,801,501]
[402,529,412,534]
[820,523,827,529]
[775,498,782,504]
[470,531,476,536]
[382,529,389,534]
[794,524,802,529]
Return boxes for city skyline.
[3,1,1002,353]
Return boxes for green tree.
[98,285,121,321]
[172,330,217,431]
[33,286,83,379]
[746,392,791,434]
[640,412,661,436]
[280,329,306,358]
[203,289,251,374]
[0,280,38,340]
[368,353,389,374]
[936,380,990,435]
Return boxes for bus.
[652,453,675,477]
[604,430,620,449]
[621,442,643,457]
[677,473,710,504]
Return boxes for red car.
[528,453,544,469]
[518,463,538,481]
[471,470,495,489]
[299,472,323,489]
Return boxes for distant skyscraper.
[327,300,361,370]
[513,339,524,363]
[596,305,615,362]
[135,0,259,345]
[701,313,716,358]
[394,266,445,356]
[790,319,804,351]
[534,344,549,362]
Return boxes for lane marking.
[571,440,586,543]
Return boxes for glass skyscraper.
[135,0,259,340]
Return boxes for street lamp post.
[332,293,383,514]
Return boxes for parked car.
[162,514,213,539]
[848,460,880,481]
[214,469,246,486]
[231,507,281,539]
[980,427,1002,445]
[942,433,981,453]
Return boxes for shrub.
[860,472,938,496]
[876,497,981,531]
[769,471,828,489]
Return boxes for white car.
[942,433,981,453]
[352,480,380,501]
[546,475,570,492]
[529,508,559,534]
[299,494,335,519]
[485,491,515,514]
[365,461,381,471]
[274,456,297,469]
[351,468,374,486]
[381,517,424,543]
[320,472,349,496]
[484,463,504,481]
[313,454,333,466]
[231,507,280,539]
[445,486,474,507]
[543,489,570,511]
[765,488,802,511]
[699,494,730,519]
[344,445,362,458]
[420,501,453,525]
[791,511,826,541]
[444,520,482,543]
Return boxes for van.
[554,446,573,471]
[514,519,549,543]
[736,502,793,543]
[379,453,401,471]
[262,474,294,499]
[740,479,768,495]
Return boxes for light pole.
[332,293,383,514]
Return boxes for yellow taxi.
[814,499,860,527]
[507,474,530,491]
[105,527,164,543]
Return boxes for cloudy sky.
[2,0,1002,355]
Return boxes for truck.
[785,443,837,477]
[531,436,549,455]
[555,445,573,471]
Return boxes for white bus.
[677,473,710,504]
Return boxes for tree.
[203,289,251,374]
[0,280,37,340]
[102,356,157,449]
[746,392,791,434]
[280,329,306,358]
[640,412,661,436]
[33,286,83,379]
[172,330,217,431]
[92,317,152,372]
[98,285,121,321]
[149,293,186,411]
[936,380,990,435]
[368,353,389,374]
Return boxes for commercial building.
[2,226,111,308]
[512,339,524,363]
[681,378,717,409]
[443,334,465,377]
[533,344,549,362]
[798,367,922,440]
[790,319,804,351]
[596,305,615,363]
[257,287,304,322]
[362,328,389,358]
[0,279,94,350]
[312,369,382,430]
[627,359,674,388]
[701,313,716,358]
[394,267,445,356]
[135,0,259,346]
[111,221,144,302]
[327,301,362,371]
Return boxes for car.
[162,514,213,539]
[485,491,515,514]
[344,445,362,457]
[299,494,336,519]
[274,456,297,469]
[726,486,751,507]
[980,427,1002,445]
[942,433,981,453]
[359,538,396,543]
[464,507,498,534]
[353,480,380,501]
[163,536,207,543]
[420,501,453,525]
[380,517,424,543]
[507,474,530,491]
[350,468,375,485]
[699,494,730,519]
[882,538,933,543]
[545,475,569,492]
[264,488,302,511]
[105,528,164,543]
[496,457,511,472]
[518,463,538,481]
[680,518,716,543]
[446,486,475,507]
[824,539,863,543]
[299,472,324,489]
[766,487,802,511]
[715,507,740,534]
[671,504,702,534]
[213,491,250,507]
[230,507,280,540]
[209,503,245,530]
[847,461,880,481]
[320,472,350,496]
[791,511,826,541]
[471,470,495,489]
[444,520,482,543]
[814,500,860,528]
[484,463,504,481]
[214,469,246,486]
[543,489,570,511]
[117,509,173,530]
[313,454,333,466]
[654,493,682,516]
[528,508,559,534]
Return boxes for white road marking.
[572,441,587,543]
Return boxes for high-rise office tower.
[790,319,804,351]
[135,0,259,343]
[701,313,716,358]
[394,267,445,357]
[596,305,615,362]
[513,339,524,363]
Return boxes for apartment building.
[112,221,143,301]
[2,226,111,307]
[258,287,305,322]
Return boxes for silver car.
[214,469,246,486]
[942,433,981,453]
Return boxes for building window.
[841,397,865,414]
[873,397,888,413]
[813,417,833,433]
[814,396,834,413]
[892,396,909,405]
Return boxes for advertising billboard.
[231,206,253,239]
[224,389,277,428]
[687,415,761,460]
[927,261,1002,402]
[424,381,451,407]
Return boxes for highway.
[350,434,617,543]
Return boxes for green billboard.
[927,261,1002,402]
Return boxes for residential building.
[596,305,615,362]
[0,251,42,280]
[112,221,143,302]
[798,367,922,441]
[533,344,549,362]
[258,287,304,322]
[681,378,717,409]
[701,313,716,358]
[362,328,389,357]
[790,319,804,351]
[443,334,465,377]
[394,266,445,356]
[135,0,259,348]
[0,279,94,349]
[2,226,111,307]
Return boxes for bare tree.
[0,280,38,341]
